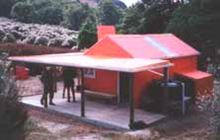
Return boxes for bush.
[0,43,76,56]
[0,52,27,140]
[11,2,34,23]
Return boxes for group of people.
[40,66,77,108]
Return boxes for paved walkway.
[22,92,165,130]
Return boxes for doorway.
[119,72,130,105]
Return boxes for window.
[84,69,96,78]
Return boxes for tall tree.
[98,0,122,25]
[77,18,97,50]
[63,3,95,30]
[119,2,145,33]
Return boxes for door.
[119,72,130,104]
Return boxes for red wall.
[133,69,163,107]
[84,56,198,108]
[169,56,197,75]
[84,69,117,95]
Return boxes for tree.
[120,0,178,34]
[137,4,172,34]
[166,0,220,67]
[77,19,97,50]
[98,0,122,25]
[11,2,34,23]
[119,2,145,33]
[63,4,95,30]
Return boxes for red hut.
[8,26,214,128]
[83,25,213,107]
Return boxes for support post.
[80,68,85,117]
[128,73,135,129]
[163,67,169,114]
[117,72,120,104]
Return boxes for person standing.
[62,67,77,102]
[40,66,55,108]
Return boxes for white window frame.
[84,69,96,79]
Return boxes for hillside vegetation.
[0,18,78,48]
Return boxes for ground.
[26,109,110,140]
[17,77,220,140]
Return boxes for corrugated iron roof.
[176,70,212,80]
[85,34,200,59]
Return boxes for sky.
[120,0,141,7]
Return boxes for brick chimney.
[97,25,116,41]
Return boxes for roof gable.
[85,36,132,58]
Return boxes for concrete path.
[22,92,165,130]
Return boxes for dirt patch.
[26,109,112,140]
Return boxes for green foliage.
[98,0,122,25]
[0,52,27,140]
[138,4,172,34]
[34,6,63,25]
[0,0,21,17]
[11,2,34,23]
[166,0,220,64]
[77,19,97,50]
[27,0,52,10]
[63,4,95,30]
[10,0,64,25]
[119,2,144,33]
[120,0,175,34]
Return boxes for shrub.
[0,43,75,56]
[11,2,34,23]
[0,52,27,140]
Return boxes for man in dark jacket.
[63,67,77,102]
[40,66,55,108]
